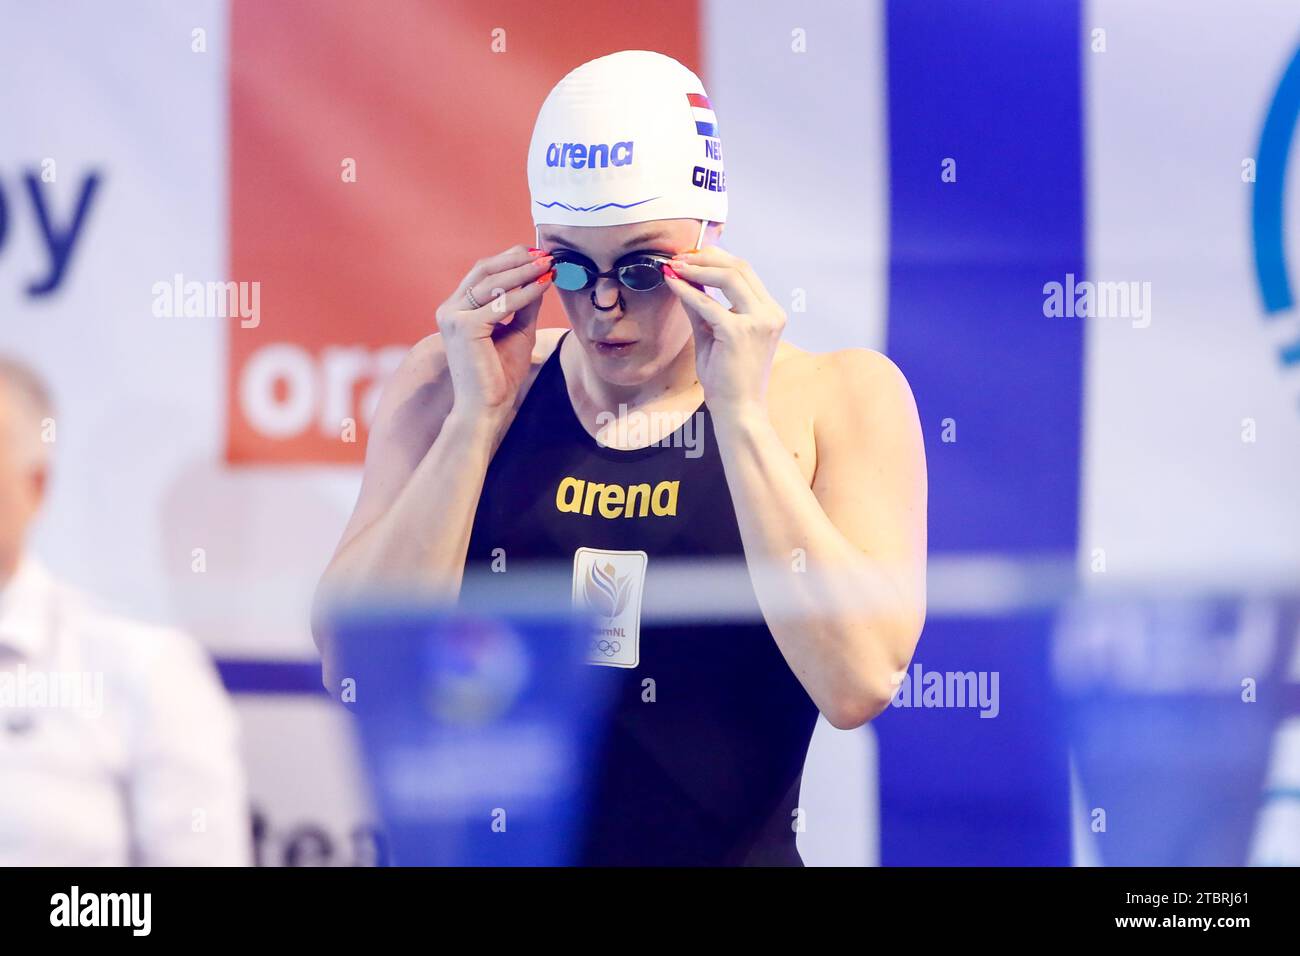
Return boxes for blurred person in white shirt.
[0,356,251,865]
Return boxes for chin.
[592,353,654,386]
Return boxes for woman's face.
[538,218,716,386]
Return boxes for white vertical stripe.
[702,0,890,353]
[1081,0,1300,583]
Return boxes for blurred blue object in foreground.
[1054,595,1296,865]
[330,605,612,866]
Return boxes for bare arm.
[663,246,927,730]
[316,335,494,593]
[711,349,928,730]
[309,335,497,688]
[311,245,555,687]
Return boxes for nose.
[590,277,624,312]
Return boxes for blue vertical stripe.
[875,0,1084,865]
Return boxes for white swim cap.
[527,50,727,229]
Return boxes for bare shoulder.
[386,330,450,403]
[773,343,919,430]
[334,327,567,556]
[366,332,453,448]
[380,326,566,425]
[532,325,567,364]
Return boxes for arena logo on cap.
[545,141,634,169]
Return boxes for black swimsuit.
[463,331,819,865]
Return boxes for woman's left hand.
[662,246,786,420]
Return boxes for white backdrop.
[1080,0,1300,581]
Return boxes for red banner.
[227,0,699,463]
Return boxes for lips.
[594,339,637,355]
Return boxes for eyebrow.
[617,230,671,250]
[544,229,671,255]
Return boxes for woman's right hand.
[436,244,554,423]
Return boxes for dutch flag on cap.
[687,93,718,138]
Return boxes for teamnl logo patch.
[572,548,646,668]
[688,93,726,194]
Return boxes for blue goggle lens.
[552,261,593,291]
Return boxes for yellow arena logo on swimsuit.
[555,476,680,518]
